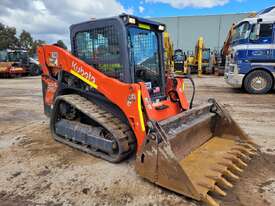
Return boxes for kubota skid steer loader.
[38,15,257,206]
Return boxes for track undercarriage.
[51,94,136,163]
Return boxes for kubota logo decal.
[71,61,96,83]
[70,61,97,89]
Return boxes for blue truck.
[225,6,275,94]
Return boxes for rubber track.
[53,94,135,162]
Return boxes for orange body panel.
[0,62,26,74]
[42,75,59,105]
[38,45,189,150]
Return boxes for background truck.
[0,49,41,77]
[224,6,275,94]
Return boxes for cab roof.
[70,14,165,32]
[236,5,275,25]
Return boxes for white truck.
[225,6,275,94]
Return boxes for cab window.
[249,23,273,43]
[75,26,123,80]
[232,22,250,42]
[259,24,273,38]
[0,51,7,61]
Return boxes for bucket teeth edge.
[203,194,220,206]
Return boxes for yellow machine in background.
[185,37,211,77]
[163,31,174,73]
[197,37,204,77]
[184,55,194,74]
[163,32,186,75]
[163,33,211,77]
[174,49,185,73]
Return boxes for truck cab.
[225,6,275,94]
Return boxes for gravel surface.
[0,75,274,206]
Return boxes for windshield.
[257,6,275,16]
[232,22,251,42]
[202,49,210,61]
[7,51,28,62]
[174,50,183,61]
[0,50,7,62]
[128,27,162,98]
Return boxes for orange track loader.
[38,15,257,206]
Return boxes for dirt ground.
[0,76,274,206]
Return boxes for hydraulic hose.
[174,74,195,109]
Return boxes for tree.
[56,40,67,50]
[0,23,19,50]
[0,23,47,57]
[29,39,46,57]
[19,30,33,51]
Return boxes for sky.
[0,0,274,47]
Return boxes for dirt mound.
[221,153,275,206]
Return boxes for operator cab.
[174,49,184,72]
[70,14,166,100]
[202,48,210,62]
[0,49,28,64]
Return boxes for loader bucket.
[135,99,257,206]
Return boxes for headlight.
[128,17,136,24]
[237,60,243,64]
[158,25,165,31]
[229,65,235,73]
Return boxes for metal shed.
[151,13,250,53]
